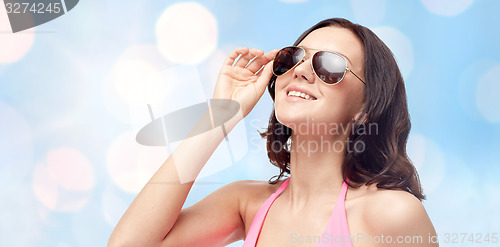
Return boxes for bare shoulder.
[364,186,426,226]
[226,178,286,199]
[223,179,279,198]
[232,178,286,210]
[225,178,287,229]
[348,183,438,246]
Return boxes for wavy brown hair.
[260,18,425,201]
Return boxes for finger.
[254,60,275,97]
[223,47,249,66]
[247,49,278,73]
[264,49,279,61]
[234,48,260,67]
[246,51,268,73]
[245,49,265,69]
[246,59,265,74]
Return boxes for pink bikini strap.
[242,177,290,246]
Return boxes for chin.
[275,98,316,124]
[275,108,316,132]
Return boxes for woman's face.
[274,26,366,135]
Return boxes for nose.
[292,56,314,83]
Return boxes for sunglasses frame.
[272,46,366,86]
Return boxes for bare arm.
[108,47,278,247]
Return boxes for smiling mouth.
[287,90,317,100]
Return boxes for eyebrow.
[299,46,354,65]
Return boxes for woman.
[108,18,438,247]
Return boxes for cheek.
[320,87,359,122]
[344,84,365,113]
[274,75,289,93]
[274,76,291,103]
[319,96,350,121]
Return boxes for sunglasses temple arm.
[347,69,366,85]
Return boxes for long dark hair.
[260,18,425,201]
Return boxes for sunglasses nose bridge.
[292,54,316,83]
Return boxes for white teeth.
[287,90,314,100]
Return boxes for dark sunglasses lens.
[312,51,347,84]
[273,47,305,76]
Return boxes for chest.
[250,199,336,247]
[243,196,370,247]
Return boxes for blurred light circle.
[103,76,164,127]
[143,65,207,120]
[199,49,226,99]
[106,132,167,193]
[33,161,92,212]
[476,65,500,123]
[117,44,171,67]
[421,0,474,16]
[457,60,496,120]
[155,2,218,64]
[104,45,175,129]
[102,74,134,124]
[0,7,35,64]
[372,26,414,78]
[111,59,166,106]
[407,134,446,194]
[32,147,94,212]
[33,162,59,210]
[47,148,95,191]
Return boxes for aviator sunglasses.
[272,46,366,85]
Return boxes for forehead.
[298,26,364,68]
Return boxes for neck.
[283,133,348,211]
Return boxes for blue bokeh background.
[1,0,499,246]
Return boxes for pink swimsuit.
[242,177,353,247]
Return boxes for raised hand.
[213,47,278,118]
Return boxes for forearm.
[108,108,242,247]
